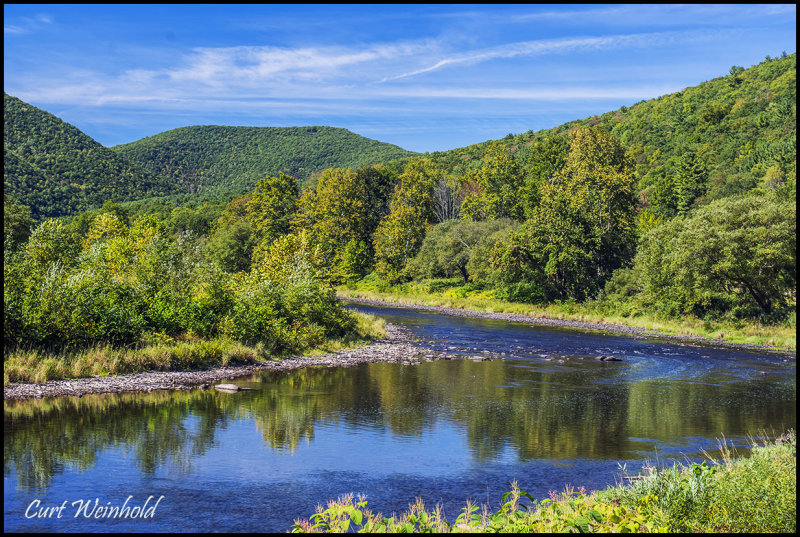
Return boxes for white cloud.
[4,13,53,35]
[372,85,680,101]
[382,30,699,82]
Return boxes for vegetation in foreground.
[291,431,796,533]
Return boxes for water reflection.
[3,305,795,531]
[5,355,794,491]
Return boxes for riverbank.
[4,323,470,401]
[292,431,796,533]
[338,288,797,353]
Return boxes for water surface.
[4,304,795,532]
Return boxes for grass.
[338,279,796,350]
[291,431,796,533]
[3,311,386,386]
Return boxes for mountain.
[3,93,178,218]
[111,125,417,196]
[427,53,796,208]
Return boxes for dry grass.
[4,311,386,386]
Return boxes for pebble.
[4,324,476,401]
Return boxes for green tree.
[493,127,637,300]
[519,134,569,219]
[460,142,524,221]
[293,167,372,273]
[408,219,514,282]
[674,149,708,213]
[247,172,298,242]
[373,158,439,281]
[3,198,35,253]
[206,220,254,273]
[634,193,796,319]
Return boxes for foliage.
[292,432,795,533]
[373,158,440,281]
[247,172,299,242]
[518,133,570,219]
[460,142,525,221]
[251,230,329,286]
[112,125,416,197]
[492,127,637,301]
[407,219,516,282]
[631,193,796,320]
[4,93,177,218]
[4,209,359,356]
[293,167,373,272]
[424,54,796,214]
[4,197,35,253]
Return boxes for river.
[3,303,795,532]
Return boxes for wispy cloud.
[9,27,718,110]
[501,4,796,26]
[372,85,681,101]
[4,13,52,35]
[382,30,700,81]
[163,42,434,87]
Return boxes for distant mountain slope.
[428,53,796,207]
[3,93,178,218]
[112,125,417,196]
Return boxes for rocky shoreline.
[3,324,464,401]
[5,298,794,401]
[340,295,797,356]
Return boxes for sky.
[4,4,797,153]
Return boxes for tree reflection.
[4,358,795,491]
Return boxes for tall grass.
[291,431,796,533]
[4,311,386,386]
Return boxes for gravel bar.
[5,298,794,401]
[4,324,468,401]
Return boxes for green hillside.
[427,53,796,211]
[112,125,417,196]
[3,93,178,218]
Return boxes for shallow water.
[4,303,795,532]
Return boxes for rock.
[214,384,241,392]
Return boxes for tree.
[291,167,374,281]
[407,219,514,282]
[519,134,569,219]
[634,194,796,318]
[206,194,257,272]
[432,174,464,222]
[3,198,35,253]
[493,127,637,300]
[206,220,254,273]
[247,172,298,242]
[373,158,439,281]
[460,142,524,221]
[674,149,708,213]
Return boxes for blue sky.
[4,4,796,153]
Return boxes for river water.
[4,303,795,532]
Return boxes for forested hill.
[428,53,796,211]
[3,93,178,219]
[111,125,417,196]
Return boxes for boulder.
[214,384,242,392]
